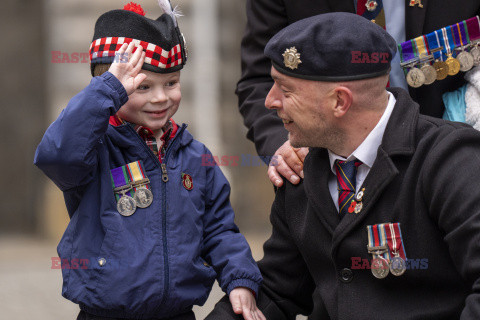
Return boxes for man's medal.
[440,26,461,76]
[452,21,474,72]
[111,166,137,216]
[386,223,407,276]
[466,16,480,66]
[367,224,390,279]
[126,161,153,208]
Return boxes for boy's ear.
[93,64,112,77]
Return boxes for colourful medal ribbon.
[125,160,150,191]
[399,40,416,63]
[466,16,480,41]
[441,26,456,56]
[110,166,134,201]
[367,224,390,261]
[457,21,470,47]
[385,223,407,260]
[435,28,448,60]
[414,35,429,58]
[426,31,443,61]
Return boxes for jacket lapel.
[331,88,418,249]
[303,148,340,235]
[405,0,429,39]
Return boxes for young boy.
[34,2,265,319]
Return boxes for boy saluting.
[34,2,264,319]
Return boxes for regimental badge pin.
[283,47,302,70]
[409,0,423,8]
[365,0,378,11]
[182,173,193,191]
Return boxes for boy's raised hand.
[108,42,147,96]
[229,287,266,320]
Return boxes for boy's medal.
[111,166,137,216]
[126,161,153,208]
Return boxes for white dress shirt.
[328,91,396,211]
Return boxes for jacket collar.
[303,87,418,239]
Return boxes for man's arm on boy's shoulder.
[206,181,318,320]
[34,72,128,191]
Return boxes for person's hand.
[229,287,266,320]
[108,42,147,96]
[268,140,309,187]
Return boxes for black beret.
[89,5,187,76]
[265,12,397,81]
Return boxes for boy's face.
[117,70,181,136]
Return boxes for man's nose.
[265,84,282,110]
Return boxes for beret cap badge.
[283,47,302,70]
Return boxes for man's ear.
[332,86,353,118]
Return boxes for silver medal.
[420,63,437,85]
[406,67,425,88]
[470,46,480,67]
[117,195,137,216]
[390,256,407,276]
[457,51,474,72]
[371,256,390,279]
[133,186,153,208]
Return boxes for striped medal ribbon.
[466,16,480,66]
[111,165,137,217]
[386,223,407,276]
[426,30,449,80]
[367,224,390,279]
[126,161,153,209]
[453,21,474,72]
[440,25,461,76]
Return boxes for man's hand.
[229,287,266,320]
[108,42,147,96]
[268,140,309,187]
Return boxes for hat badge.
[283,47,302,70]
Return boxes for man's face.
[117,70,181,135]
[265,67,337,148]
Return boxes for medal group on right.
[400,16,480,88]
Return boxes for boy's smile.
[117,70,181,139]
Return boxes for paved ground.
[0,234,306,319]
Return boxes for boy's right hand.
[108,42,147,96]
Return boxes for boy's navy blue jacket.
[34,72,262,319]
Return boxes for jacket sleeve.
[201,148,262,296]
[236,0,289,158]
[206,181,317,320]
[422,126,480,319]
[34,72,128,191]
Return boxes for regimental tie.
[357,0,386,29]
[335,160,362,216]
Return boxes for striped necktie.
[357,0,386,29]
[335,160,362,216]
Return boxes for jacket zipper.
[125,123,187,307]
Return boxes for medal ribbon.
[441,26,456,56]
[425,31,443,60]
[367,224,390,260]
[125,161,150,191]
[466,16,480,41]
[111,166,134,201]
[399,40,416,63]
[414,36,429,59]
[385,223,407,260]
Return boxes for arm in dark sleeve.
[206,182,317,320]
[236,0,289,158]
[201,148,262,296]
[422,127,480,319]
[34,72,128,191]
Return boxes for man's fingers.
[268,157,284,187]
[273,156,300,185]
[282,148,304,177]
[294,147,309,162]
[241,304,254,320]
[255,309,267,320]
